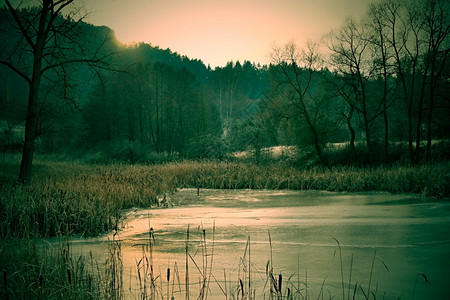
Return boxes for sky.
[5,0,377,67]
[81,0,379,67]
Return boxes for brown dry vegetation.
[1,156,448,239]
[1,155,447,299]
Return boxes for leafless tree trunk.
[367,2,396,161]
[376,0,418,162]
[327,75,358,159]
[326,18,380,163]
[1,0,113,181]
[421,0,450,161]
[271,42,328,166]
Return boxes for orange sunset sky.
[83,0,377,67]
[5,0,377,67]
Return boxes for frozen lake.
[65,189,450,299]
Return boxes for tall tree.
[270,42,329,166]
[326,18,385,162]
[420,0,449,161]
[381,0,421,162]
[0,0,113,181]
[367,2,396,161]
[379,0,449,162]
[324,72,358,159]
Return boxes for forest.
[1,0,449,182]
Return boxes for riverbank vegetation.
[0,238,125,299]
[1,146,448,299]
[2,154,446,299]
[1,154,448,239]
[1,225,432,300]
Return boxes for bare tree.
[379,0,418,162]
[0,0,114,181]
[324,72,358,159]
[420,0,449,161]
[381,0,449,162]
[366,1,396,161]
[326,18,385,163]
[270,42,329,166]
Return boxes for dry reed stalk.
[185,224,190,300]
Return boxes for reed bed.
[119,228,430,299]
[0,238,124,299]
[2,227,430,300]
[1,157,448,239]
[0,159,178,238]
[164,161,449,198]
[0,153,445,299]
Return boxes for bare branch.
[0,60,31,84]
[4,0,35,50]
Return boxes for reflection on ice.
[52,189,449,299]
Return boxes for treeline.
[81,46,269,162]
[0,0,449,168]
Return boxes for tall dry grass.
[0,158,177,238]
[1,157,448,238]
[0,228,417,300]
[164,161,449,198]
[0,238,125,299]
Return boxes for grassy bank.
[1,156,449,238]
[1,156,446,299]
[0,238,123,300]
[168,161,449,197]
[0,157,177,238]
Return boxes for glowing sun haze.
[82,0,378,67]
[6,0,377,67]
